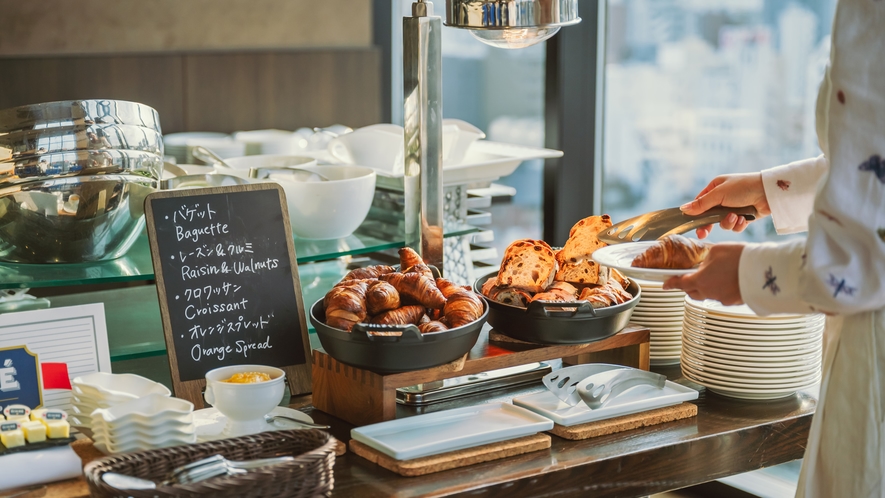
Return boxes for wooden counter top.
[307,364,816,498]
[41,365,815,498]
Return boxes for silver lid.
[444,0,580,29]
[0,100,162,134]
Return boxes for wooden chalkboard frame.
[144,183,312,407]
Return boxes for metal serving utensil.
[191,145,329,182]
[264,414,330,429]
[101,455,295,489]
[598,206,758,245]
[575,369,666,410]
[543,364,667,409]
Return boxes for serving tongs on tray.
[597,205,758,245]
[543,364,667,409]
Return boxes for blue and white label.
[0,346,42,412]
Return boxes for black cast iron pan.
[309,298,489,373]
[473,270,640,344]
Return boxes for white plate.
[513,381,697,427]
[682,309,824,331]
[680,360,817,380]
[351,402,552,461]
[685,299,821,322]
[682,327,821,349]
[650,358,681,366]
[683,324,820,343]
[681,352,819,375]
[705,387,800,400]
[194,406,315,442]
[592,243,698,282]
[683,312,824,331]
[636,300,686,308]
[683,338,822,358]
[681,362,819,387]
[631,310,685,318]
[681,348,820,369]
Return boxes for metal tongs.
[542,364,666,409]
[101,454,295,490]
[597,205,758,245]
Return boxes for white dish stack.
[631,278,687,366]
[91,394,196,454]
[70,373,172,432]
[681,299,824,400]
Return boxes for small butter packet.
[31,408,67,422]
[3,404,30,422]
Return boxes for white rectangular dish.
[350,402,553,460]
[513,381,698,427]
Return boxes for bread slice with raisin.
[496,239,558,293]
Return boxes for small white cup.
[204,365,285,437]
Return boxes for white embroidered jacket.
[738,1,885,316]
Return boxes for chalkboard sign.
[144,183,311,406]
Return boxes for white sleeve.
[739,0,885,316]
[760,155,828,235]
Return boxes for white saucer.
[194,406,315,442]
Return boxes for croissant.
[324,281,369,331]
[418,321,449,333]
[381,272,447,309]
[631,234,710,269]
[436,277,470,298]
[405,264,434,280]
[370,305,425,326]
[443,290,484,328]
[399,247,425,270]
[342,265,397,281]
[366,281,401,315]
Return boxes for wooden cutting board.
[549,402,697,440]
[350,433,551,477]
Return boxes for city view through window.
[602,0,837,242]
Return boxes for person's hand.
[680,173,771,239]
[663,243,745,305]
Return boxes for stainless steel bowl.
[0,149,163,187]
[0,100,162,134]
[0,174,157,263]
[0,123,164,160]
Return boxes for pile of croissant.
[323,248,484,333]
[481,215,634,309]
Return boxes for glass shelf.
[47,258,357,362]
[0,220,479,290]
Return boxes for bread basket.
[84,429,336,498]
[473,270,640,344]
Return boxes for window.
[602,0,836,242]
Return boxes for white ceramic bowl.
[72,372,171,400]
[222,156,375,239]
[204,365,286,437]
[442,119,485,165]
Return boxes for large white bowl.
[223,158,376,239]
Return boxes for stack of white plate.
[681,299,824,400]
[631,278,687,366]
[91,393,196,454]
[70,373,171,431]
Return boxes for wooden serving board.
[549,402,698,440]
[349,433,551,477]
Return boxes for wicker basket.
[84,429,336,498]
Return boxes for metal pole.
[403,0,444,271]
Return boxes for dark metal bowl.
[309,297,488,373]
[473,270,641,344]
